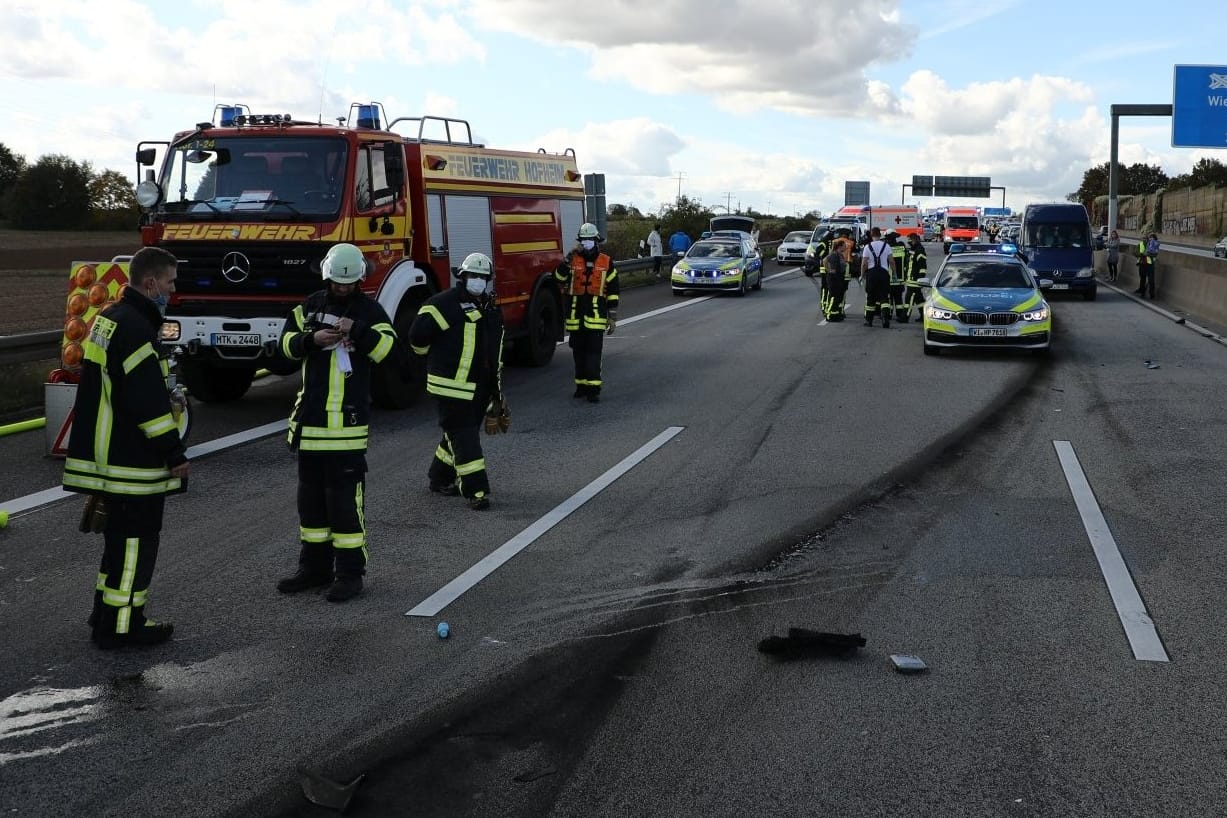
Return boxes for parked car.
[919,246,1052,356]
[671,237,764,297]
[775,231,812,265]
[1214,236,1227,258]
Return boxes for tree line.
[1067,157,1227,215]
[0,142,137,231]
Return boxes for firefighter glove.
[484,396,511,435]
[606,311,617,336]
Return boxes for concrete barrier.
[1096,243,1227,324]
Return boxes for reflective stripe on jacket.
[555,251,620,332]
[409,285,504,402]
[63,288,186,497]
[280,289,396,453]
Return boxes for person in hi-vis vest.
[555,223,620,403]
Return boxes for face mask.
[580,240,596,251]
[147,288,168,315]
[465,277,488,296]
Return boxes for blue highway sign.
[1172,64,1227,149]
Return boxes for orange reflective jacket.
[569,253,610,297]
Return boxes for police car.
[919,243,1052,356]
[671,237,763,296]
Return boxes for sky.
[1,0,1224,218]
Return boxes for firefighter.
[804,229,831,278]
[821,241,848,322]
[555,222,620,403]
[63,246,190,648]
[885,231,907,322]
[410,252,505,511]
[860,227,893,328]
[899,232,928,322]
[276,243,398,602]
[831,227,857,318]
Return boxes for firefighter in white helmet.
[554,222,620,402]
[410,251,506,510]
[276,243,399,602]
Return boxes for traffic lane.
[251,269,1047,811]
[487,286,1227,817]
[0,267,1034,816]
[404,266,1227,814]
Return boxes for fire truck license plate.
[970,328,1008,337]
[211,333,262,346]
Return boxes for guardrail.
[0,330,60,366]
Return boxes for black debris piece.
[758,628,866,660]
[298,767,366,813]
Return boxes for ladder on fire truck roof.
[387,115,484,147]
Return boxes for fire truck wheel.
[512,289,561,367]
[179,361,255,403]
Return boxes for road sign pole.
[1107,104,1172,232]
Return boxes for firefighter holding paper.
[276,243,397,602]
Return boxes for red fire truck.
[132,103,585,407]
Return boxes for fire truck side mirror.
[136,148,157,166]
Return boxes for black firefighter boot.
[277,543,333,594]
[326,548,365,603]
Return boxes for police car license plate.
[1051,283,1070,290]
[970,328,1007,337]
[211,333,262,346]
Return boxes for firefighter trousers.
[429,396,490,500]
[94,494,165,638]
[863,269,892,324]
[824,272,847,319]
[569,328,604,395]
[297,453,367,577]
[890,282,906,319]
[899,285,924,321]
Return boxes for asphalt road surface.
[2,249,1225,817]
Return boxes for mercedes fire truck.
[133,103,586,407]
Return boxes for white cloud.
[469,0,915,116]
[526,118,686,177]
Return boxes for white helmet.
[321,243,366,284]
[577,222,601,241]
[458,252,494,280]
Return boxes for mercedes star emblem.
[221,251,251,283]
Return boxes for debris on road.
[889,654,928,674]
[437,621,450,639]
[1145,360,1161,370]
[513,765,557,783]
[298,767,365,812]
[758,628,866,660]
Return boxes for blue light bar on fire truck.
[213,104,250,126]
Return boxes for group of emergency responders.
[65,223,619,647]
[804,227,929,327]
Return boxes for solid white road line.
[406,425,686,617]
[0,420,287,518]
[1053,440,1169,662]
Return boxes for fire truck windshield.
[158,136,347,219]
